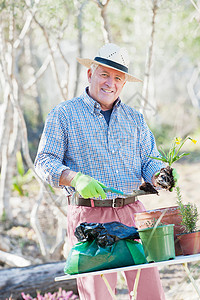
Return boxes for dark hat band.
[94,57,128,73]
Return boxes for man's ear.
[87,68,92,83]
[122,81,126,88]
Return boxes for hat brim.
[77,57,142,82]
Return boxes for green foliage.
[151,123,176,148]
[150,136,197,167]
[48,184,55,194]
[12,151,34,196]
[0,0,6,11]
[176,186,199,233]
[1,209,7,222]
[37,0,75,35]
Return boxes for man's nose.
[105,76,114,86]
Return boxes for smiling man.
[87,64,126,110]
[34,43,170,299]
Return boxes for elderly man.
[35,43,172,299]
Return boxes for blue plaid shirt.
[34,88,163,199]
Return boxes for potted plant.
[176,186,200,255]
[133,136,198,256]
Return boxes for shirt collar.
[82,87,122,114]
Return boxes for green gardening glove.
[71,172,107,199]
[170,168,179,191]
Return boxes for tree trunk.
[100,2,112,43]
[0,100,20,220]
[73,0,88,98]
[0,261,78,300]
[0,99,14,219]
[141,0,158,113]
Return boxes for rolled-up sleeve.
[34,106,69,188]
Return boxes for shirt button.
[112,150,115,154]
[116,170,119,174]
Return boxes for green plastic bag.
[64,239,146,275]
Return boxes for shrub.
[21,288,78,300]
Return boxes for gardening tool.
[103,187,158,198]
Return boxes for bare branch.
[13,0,41,49]
[187,65,200,110]
[93,0,110,9]
[56,42,70,98]
[190,0,200,15]
[30,186,49,256]
[23,54,51,90]
[73,0,88,97]
[0,250,31,267]
[92,0,112,43]
[100,4,112,43]
[13,11,34,49]
[32,16,67,100]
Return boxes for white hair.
[90,63,99,74]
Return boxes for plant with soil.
[151,136,199,233]
[150,136,197,191]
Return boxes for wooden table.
[55,253,200,299]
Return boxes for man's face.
[87,65,126,110]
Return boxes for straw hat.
[77,43,142,82]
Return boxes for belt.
[68,195,136,208]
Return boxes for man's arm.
[59,169,77,186]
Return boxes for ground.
[0,161,200,299]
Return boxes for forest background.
[0,0,200,299]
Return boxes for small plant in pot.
[176,186,200,255]
[150,136,199,256]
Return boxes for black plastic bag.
[74,221,140,248]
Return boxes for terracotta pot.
[177,231,200,255]
[133,206,185,256]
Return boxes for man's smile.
[101,88,113,93]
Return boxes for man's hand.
[154,166,179,191]
[71,172,107,199]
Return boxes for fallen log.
[0,261,78,300]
